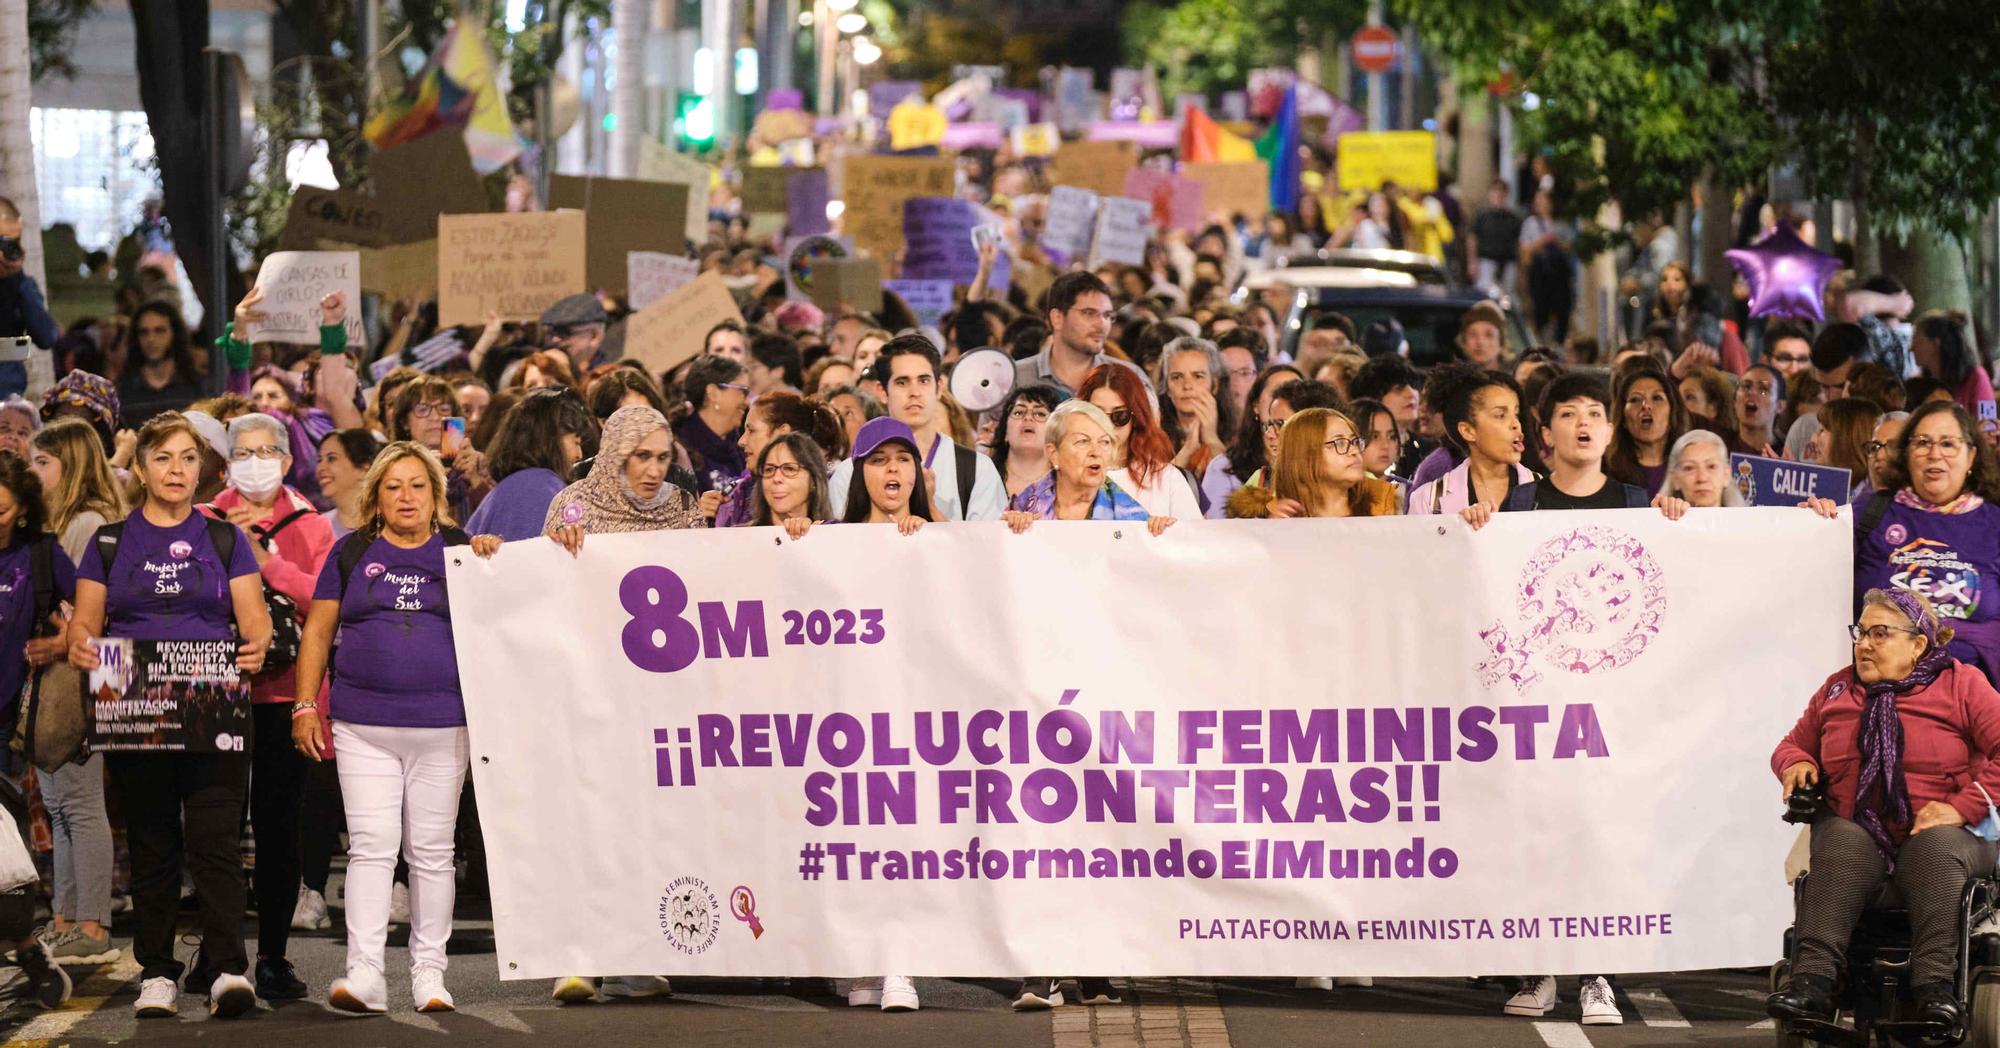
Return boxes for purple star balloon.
[1725,225,1843,323]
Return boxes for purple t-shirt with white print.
[79,510,258,641]
[311,534,465,727]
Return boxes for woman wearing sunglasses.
[1226,407,1399,519]
[1075,364,1201,519]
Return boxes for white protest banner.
[246,250,364,344]
[1090,196,1152,267]
[627,252,701,311]
[1043,185,1099,258]
[448,509,1843,979]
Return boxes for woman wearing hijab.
[1768,589,2000,1033]
[479,404,693,1004]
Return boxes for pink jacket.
[209,486,334,706]
[1773,663,2000,846]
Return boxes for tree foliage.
[1122,0,1364,101]
[27,0,97,81]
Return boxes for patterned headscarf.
[41,371,119,435]
[543,405,703,535]
[1853,589,1956,866]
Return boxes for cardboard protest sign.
[1090,197,1152,267]
[1123,168,1205,232]
[839,156,956,260]
[1051,140,1136,198]
[788,168,831,237]
[884,279,953,328]
[280,188,392,249]
[369,133,491,242]
[627,252,701,311]
[1183,160,1271,220]
[437,210,588,327]
[1335,130,1439,192]
[88,639,250,753]
[351,238,439,301]
[548,175,690,296]
[741,167,792,213]
[1730,453,1852,508]
[623,271,744,374]
[889,102,948,152]
[753,107,815,144]
[807,258,884,314]
[247,251,364,344]
[636,138,713,244]
[1042,185,1099,258]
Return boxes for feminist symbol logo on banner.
[730,885,764,939]
[1476,527,1667,692]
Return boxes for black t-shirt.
[1532,475,1630,511]
[1471,207,1525,262]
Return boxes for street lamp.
[836,13,868,34]
[852,36,881,65]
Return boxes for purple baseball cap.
[851,416,920,461]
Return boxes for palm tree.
[0,0,46,288]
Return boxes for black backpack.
[93,512,309,674]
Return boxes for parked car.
[1241,259,1536,369]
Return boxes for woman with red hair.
[1076,364,1202,518]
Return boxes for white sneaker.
[292,886,332,931]
[329,967,389,1014]
[847,976,883,1007]
[208,972,257,1018]
[1504,975,1558,1017]
[602,975,673,998]
[552,976,598,1003]
[412,966,455,1013]
[1295,977,1333,990]
[134,975,178,1017]
[880,974,919,1012]
[388,882,411,926]
[1579,977,1623,1025]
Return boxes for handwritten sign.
[1043,185,1099,257]
[1183,160,1270,220]
[627,252,701,311]
[437,211,588,327]
[884,279,953,328]
[636,138,713,244]
[839,156,956,260]
[1051,140,1136,198]
[1090,197,1152,267]
[1123,168,1205,232]
[247,251,363,344]
[279,188,392,249]
[741,167,792,213]
[1335,130,1439,192]
[889,102,948,152]
[548,175,690,296]
[1730,453,1852,508]
[624,270,744,375]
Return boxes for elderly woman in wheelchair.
[1769,588,2000,1038]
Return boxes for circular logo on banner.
[168,540,193,561]
[660,876,719,955]
[364,562,387,579]
[1475,526,1668,692]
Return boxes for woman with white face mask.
[208,411,337,1001]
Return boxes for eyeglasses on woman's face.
[1008,406,1051,424]
[760,462,806,480]
[1323,435,1370,455]
[1909,436,1968,457]
[408,402,452,420]
[230,445,286,462]
[1849,623,1920,644]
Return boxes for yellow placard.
[888,102,947,152]
[1335,131,1439,193]
[1009,122,1060,159]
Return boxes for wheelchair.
[1773,862,2000,1047]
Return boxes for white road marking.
[1626,988,1691,1027]
[1532,1020,1596,1048]
[459,1003,536,1032]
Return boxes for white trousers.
[333,721,469,975]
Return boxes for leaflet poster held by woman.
[87,637,251,752]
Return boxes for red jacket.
[209,486,333,706]
[1773,662,2000,846]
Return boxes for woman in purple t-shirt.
[65,412,271,1020]
[290,442,470,1016]
[1805,401,2000,683]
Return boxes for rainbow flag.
[1180,106,1256,164]
[1255,85,1300,212]
[365,18,521,173]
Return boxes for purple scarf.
[1853,589,1956,866]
